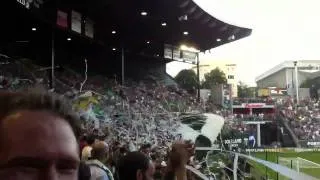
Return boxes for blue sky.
[167,0,320,86]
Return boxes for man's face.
[0,111,80,180]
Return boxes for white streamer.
[80,59,88,93]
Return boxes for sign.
[244,103,265,108]
[298,64,320,73]
[56,10,68,28]
[258,88,270,97]
[307,142,320,147]
[224,138,246,144]
[164,44,179,60]
[71,11,82,33]
[164,44,197,63]
[270,88,287,95]
[84,18,94,38]
[181,51,197,64]
[224,137,251,149]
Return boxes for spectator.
[86,141,114,180]
[116,152,155,180]
[82,135,96,161]
[140,143,152,157]
[0,91,81,180]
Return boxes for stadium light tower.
[294,61,299,104]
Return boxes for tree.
[238,81,256,98]
[174,69,198,93]
[201,67,227,89]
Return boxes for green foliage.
[174,69,198,93]
[238,81,256,98]
[202,68,227,89]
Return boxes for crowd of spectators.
[0,56,226,179]
[281,98,320,142]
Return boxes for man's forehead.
[0,110,79,163]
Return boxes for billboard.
[164,44,197,64]
[85,18,94,38]
[298,64,320,73]
[257,88,270,97]
[57,10,68,28]
[71,11,82,33]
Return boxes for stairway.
[277,114,301,147]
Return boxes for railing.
[186,147,318,180]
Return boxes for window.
[228,75,235,79]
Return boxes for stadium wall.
[256,69,287,88]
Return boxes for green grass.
[250,151,320,179]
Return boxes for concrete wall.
[200,89,211,102]
[211,85,223,106]
[257,69,287,88]
[287,88,310,99]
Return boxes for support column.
[121,47,125,85]
[233,153,239,180]
[294,61,299,104]
[257,123,261,147]
[197,53,200,102]
[51,30,55,89]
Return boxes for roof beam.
[192,10,204,20]
[179,0,190,8]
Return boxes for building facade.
[256,60,320,98]
[193,58,238,97]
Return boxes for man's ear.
[136,169,143,180]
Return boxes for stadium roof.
[256,60,320,82]
[2,0,251,59]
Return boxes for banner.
[181,50,197,64]
[57,10,68,28]
[298,64,320,73]
[164,44,197,63]
[85,18,94,38]
[258,88,270,97]
[71,11,82,33]
[164,44,180,60]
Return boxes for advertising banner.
[258,88,270,97]
[85,18,94,38]
[164,44,180,60]
[164,44,197,63]
[57,10,68,28]
[298,64,320,73]
[71,11,82,33]
[181,51,197,64]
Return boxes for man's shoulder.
[86,160,113,180]
[88,164,110,180]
